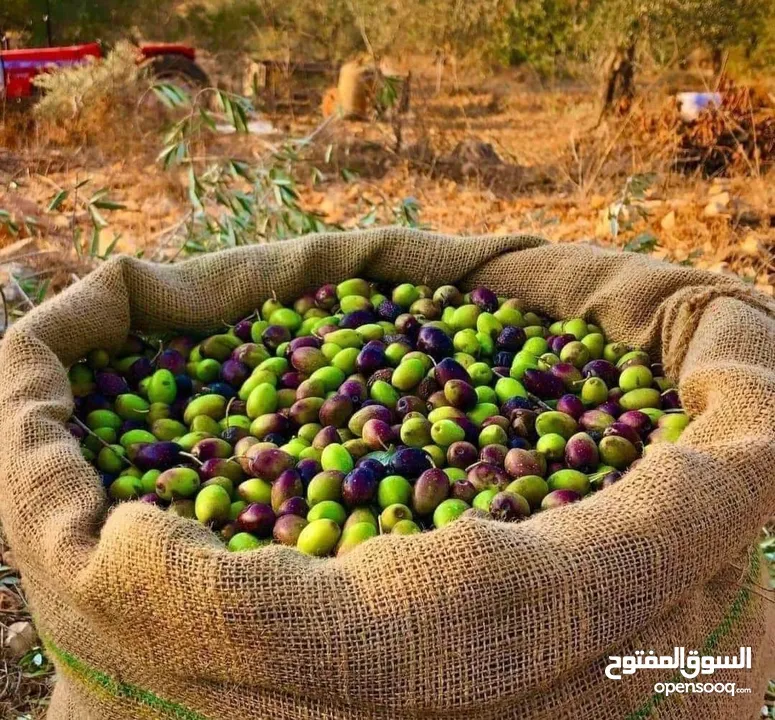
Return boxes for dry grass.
[0,532,53,720]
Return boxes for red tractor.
[0,40,209,101]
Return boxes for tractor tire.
[144,54,210,89]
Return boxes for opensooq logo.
[605,647,752,681]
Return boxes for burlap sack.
[1,229,774,720]
[337,59,376,118]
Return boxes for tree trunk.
[597,41,636,124]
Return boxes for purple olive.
[192,438,232,461]
[546,461,565,475]
[339,310,376,329]
[489,491,530,522]
[396,395,425,418]
[356,343,387,374]
[273,513,308,546]
[236,502,275,537]
[342,466,378,507]
[227,397,246,416]
[476,439,505,463]
[126,357,154,386]
[482,415,509,431]
[313,425,341,450]
[355,457,386,480]
[200,458,244,483]
[139,492,163,505]
[582,359,620,388]
[522,369,565,399]
[96,371,129,397]
[315,284,337,310]
[549,362,583,391]
[339,377,368,404]
[361,419,395,451]
[451,479,478,503]
[467,462,510,491]
[556,394,585,420]
[277,496,309,518]
[377,300,402,321]
[541,489,581,510]
[603,422,642,448]
[469,286,498,313]
[600,470,623,488]
[233,318,254,342]
[174,375,194,399]
[417,326,453,360]
[508,437,530,450]
[319,395,355,428]
[249,448,295,481]
[493,351,515,368]
[66,421,86,440]
[500,397,534,418]
[447,441,479,469]
[222,426,248,445]
[120,419,145,435]
[271,469,304,512]
[395,313,420,337]
[550,334,576,354]
[661,389,681,410]
[134,442,182,471]
[157,350,187,375]
[220,359,250,387]
[390,447,433,479]
[279,371,303,390]
[167,335,195,358]
[413,468,450,515]
[288,336,322,353]
[262,325,291,350]
[497,326,527,352]
[597,400,621,418]
[444,379,478,411]
[617,410,652,436]
[564,432,600,472]
[296,458,321,485]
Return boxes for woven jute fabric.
[1,229,774,720]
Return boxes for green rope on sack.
[625,549,760,720]
[43,637,209,720]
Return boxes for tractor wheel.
[144,54,210,90]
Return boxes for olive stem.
[225,396,236,423]
[527,393,553,411]
[70,416,138,469]
[179,451,204,467]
